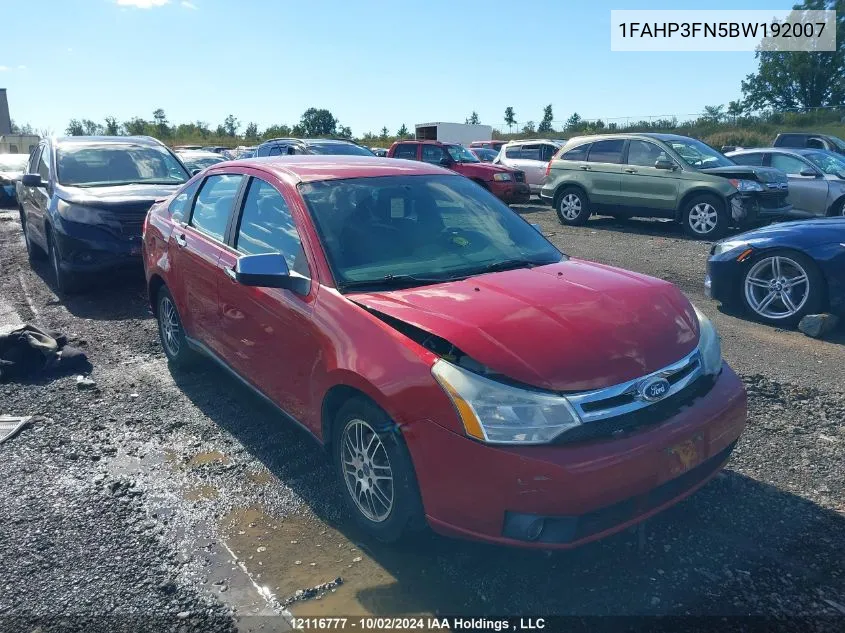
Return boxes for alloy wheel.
[559,193,582,221]
[159,296,182,357]
[341,419,394,523]
[744,256,810,320]
[687,202,719,235]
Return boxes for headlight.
[728,178,764,192]
[431,359,581,444]
[56,199,101,224]
[693,305,722,376]
[492,172,512,182]
[712,239,750,256]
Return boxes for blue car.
[706,218,845,326]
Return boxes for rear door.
[584,139,626,206]
[392,143,419,161]
[513,144,548,189]
[618,139,679,215]
[769,153,829,215]
[170,172,245,352]
[216,172,320,423]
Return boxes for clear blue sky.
[1,0,795,136]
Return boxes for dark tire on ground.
[555,187,591,226]
[156,285,198,368]
[681,194,728,240]
[19,209,46,262]
[740,249,826,328]
[829,197,845,217]
[332,397,424,543]
[48,229,81,295]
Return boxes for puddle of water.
[184,485,220,501]
[220,507,473,618]
[188,450,230,467]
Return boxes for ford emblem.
[639,377,671,402]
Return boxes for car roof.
[55,135,166,148]
[260,137,360,146]
[220,155,450,183]
[503,138,561,145]
[730,147,819,156]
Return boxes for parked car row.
[0,153,29,206]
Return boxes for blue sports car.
[706,218,845,326]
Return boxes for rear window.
[308,142,374,156]
[393,144,418,160]
[587,140,625,164]
[560,144,590,161]
[730,152,765,166]
[775,134,805,147]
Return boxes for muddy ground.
[0,205,843,632]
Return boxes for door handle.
[579,165,590,170]
[174,233,187,248]
[224,266,237,281]
[624,168,637,173]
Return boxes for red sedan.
[142,156,746,548]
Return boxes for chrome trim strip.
[567,348,703,424]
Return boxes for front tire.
[332,398,423,543]
[20,210,46,262]
[48,231,81,295]
[555,187,590,226]
[156,286,197,367]
[681,194,727,239]
[741,250,825,327]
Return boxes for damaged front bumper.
[730,193,793,226]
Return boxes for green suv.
[540,133,792,239]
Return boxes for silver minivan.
[494,140,562,195]
[727,148,845,217]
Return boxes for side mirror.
[530,223,542,233]
[654,159,676,171]
[21,174,44,187]
[799,168,818,177]
[226,253,309,294]
[191,168,202,176]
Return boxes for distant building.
[0,89,10,135]
[0,90,39,154]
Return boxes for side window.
[190,174,244,241]
[37,147,51,181]
[729,153,765,167]
[776,134,802,147]
[169,179,202,223]
[540,144,559,162]
[235,178,310,278]
[28,146,42,174]
[268,145,284,157]
[561,144,590,162]
[421,145,445,164]
[587,140,625,164]
[626,140,667,167]
[505,145,522,159]
[807,137,826,150]
[521,144,543,161]
[393,144,417,160]
[771,154,811,175]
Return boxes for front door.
[769,153,829,216]
[618,139,680,215]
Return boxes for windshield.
[446,145,480,163]
[667,138,735,168]
[829,136,845,151]
[472,148,498,162]
[308,142,375,156]
[57,143,190,187]
[0,154,28,171]
[804,151,845,175]
[299,174,563,290]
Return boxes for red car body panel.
[386,141,531,204]
[142,156,747,549]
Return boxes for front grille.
[554,375,716,445]
[102,208,151,238]
[514,171,525,183]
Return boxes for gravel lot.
[1,204,843,632]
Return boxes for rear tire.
[829,197,845,217]
[332,398,424,543]
[48,230,81,295]
[681,194,727,239]
[555,187,590,226]
[156,286,197,368]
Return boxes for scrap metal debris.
[0,415,34,445]
[0,324,90,382]
[280,577,344,609]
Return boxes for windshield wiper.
[340,274,450,291]
[480,259,544,273]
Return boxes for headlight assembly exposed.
[431,359,581,444]
[693,305,723,376]
[492,173,513,182]
[712,239,750,256]
[728,178,764,192]
[56,199,102,224]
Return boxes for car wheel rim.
[688,203,718,234]
[744,256,810,319]
[341,419,394,523]
[159,296,182,357]
[560,193,582,220]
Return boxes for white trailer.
[415,122,492,146]
[0,134,39,155]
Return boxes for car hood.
[349,259,700,392]
[730,217,845,243]
[453,162,518,178]
[700,165,787,184]
[56,182,184,210]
